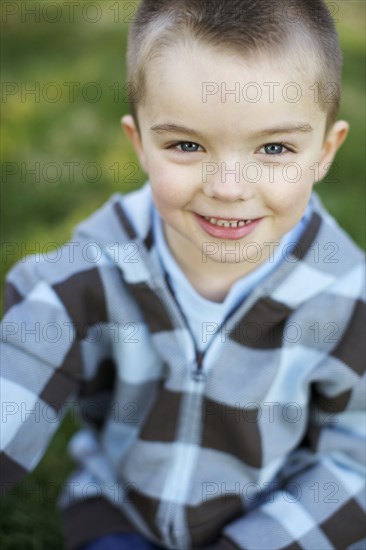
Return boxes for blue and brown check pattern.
[1,183,365,549]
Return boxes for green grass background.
[1,1,365,548]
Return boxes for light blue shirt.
[153,200,314,351]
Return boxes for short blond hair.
[126,0,342,137]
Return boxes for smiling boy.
[1,1,365,550]
[122,38,348,302]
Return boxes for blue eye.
[179,142,200,152]
[263,143,286,155]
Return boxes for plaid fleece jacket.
[1,182,365,550]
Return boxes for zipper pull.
[191,350,205,382]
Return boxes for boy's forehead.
[141,42,323,131]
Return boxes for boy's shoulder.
[302,191,365,272]
[5,183,153,296]
[268,191,365,314]
[75,182,153,246]
[9,184,152,279]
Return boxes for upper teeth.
[204,216,252,227]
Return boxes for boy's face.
[123,43,348,283]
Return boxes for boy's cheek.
[266,178,313,213]
[149,165,197,200]
[149,178,184,210]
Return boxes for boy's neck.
[163,224,270,303]
[174,254,267,303]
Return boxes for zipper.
[154,275,215,546]
[191,349,205,381]
[137,253,267,546]
[162,272,219,383]
[168,523,175,548]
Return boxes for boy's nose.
[202,159,256,201]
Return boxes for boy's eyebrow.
[249,123,314,138]
[150,123,205,140]
[150,122,314,140]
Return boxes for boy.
[1,1,365,549]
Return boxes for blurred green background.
[1,1,365,548]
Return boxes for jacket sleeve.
[0,256,84,496]
[212,297,366,550]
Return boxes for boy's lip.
[194,213,263,240]
[197,213,259,221]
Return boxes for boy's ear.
[317,120,349,182]
[121,115,148,172]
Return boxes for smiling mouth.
[194,213,263,240]
[201,215,255,228]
